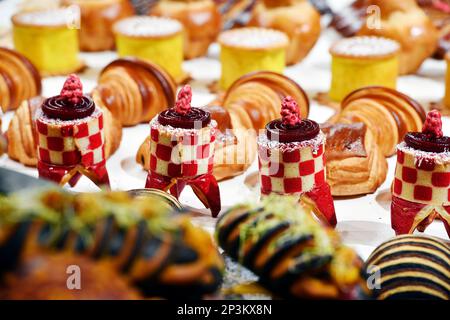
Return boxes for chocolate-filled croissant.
[7,97,122,166]
[216,196,370,299]
[0,189,224,298]
[0,47,41,112]
[92,58,177,126]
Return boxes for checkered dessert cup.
[257,131,337,226]
[145,118,221,217]
[391,143,450,237]
[36,107,110,188]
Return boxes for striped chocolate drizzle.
[366,235,450,300]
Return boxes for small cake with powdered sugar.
[218,27,289,89]
[329,36,400,102]
[391,110,450,237]
[257,96,337,226]
[145,85,221,217]
[113,16,184,82]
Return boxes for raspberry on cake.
[257,96,337,226]
[391,110,450,237]
[145,85,221,217]
[36,74,110,188]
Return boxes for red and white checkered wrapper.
[149,118,216,178]
[36,108,106,168]
[257,132,326,195]
[393,143,450,205]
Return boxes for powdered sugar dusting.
[114,16,182,37]
[14,9,72,26]
[257,131,325,154]
[150,117,217,137]
[397,142,450,165]
[331,36,400,58]
[219,27,288,49]
[36,107,102,125]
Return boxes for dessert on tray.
[216,195,369,299]
[92,58,177,126]
[145,85,221,217]
[7,96,121,167]
[257,96,336,226]
[150,0,222,59]
[365,235,450,300]
[137,71,309,181]
[0,47,41,112]
[0,188,224,298]
[329,36,400,102]
[218,27,289,89]
[113,16,186,83]
[249,0,321,65]
[62,0,135,52]
[11,8,84,76]
[391,110,450,237]
[36,75,110,188]
[321,122,387,196]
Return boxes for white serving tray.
[0,0,448,260]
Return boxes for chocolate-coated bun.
[158,107,211,129]
[42,96,95,120]
[404,132,450,153]
[266,119,320,143]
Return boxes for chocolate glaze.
[404,132,450,153]
[158,107,211,129]
[321,122,367,161]
[42,96,95,120]
[266,119,319,143]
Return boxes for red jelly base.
[391,195,450,238]
[146,171,221,217]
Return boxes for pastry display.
[62,0,135,52]
[0,47,41,112]
[330,86,426,157]
[216,195,369,299]
[36,74,110,188]
[321,122,388,196]
[137,71,309,181]
[113,16,186,83]
[391,110,450,237]
[329,36,400,102]
[7,96,121,167]
[248,0,321,65]
[365,235,450,300]
[0,188,224,298]
[145,85,221,217]
[150,0,222,59]
[257,96,336,226]
[92,57,177,126]
[357,0,439,75]
[218,27,289,89]
[11,8,84,76]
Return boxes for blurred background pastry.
[0,47,41,112]
[11,8,84,76]
[329,36,400,102]
[150,0,222,59]
[248,0,321,65]
[218,27,288,90]
[445,52,450,112]
[113,16,185,82]
[62,0,135,52]
[92,57,177,126]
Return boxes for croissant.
[0,47,41,112]
[92,58,177,126]
[150,0,222,59]
[357,0,439,74]
[137,71,310,181]
[0,189,224,298]
[216,195,369,299]
[249,0,321,65]
[7,97,122,167]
